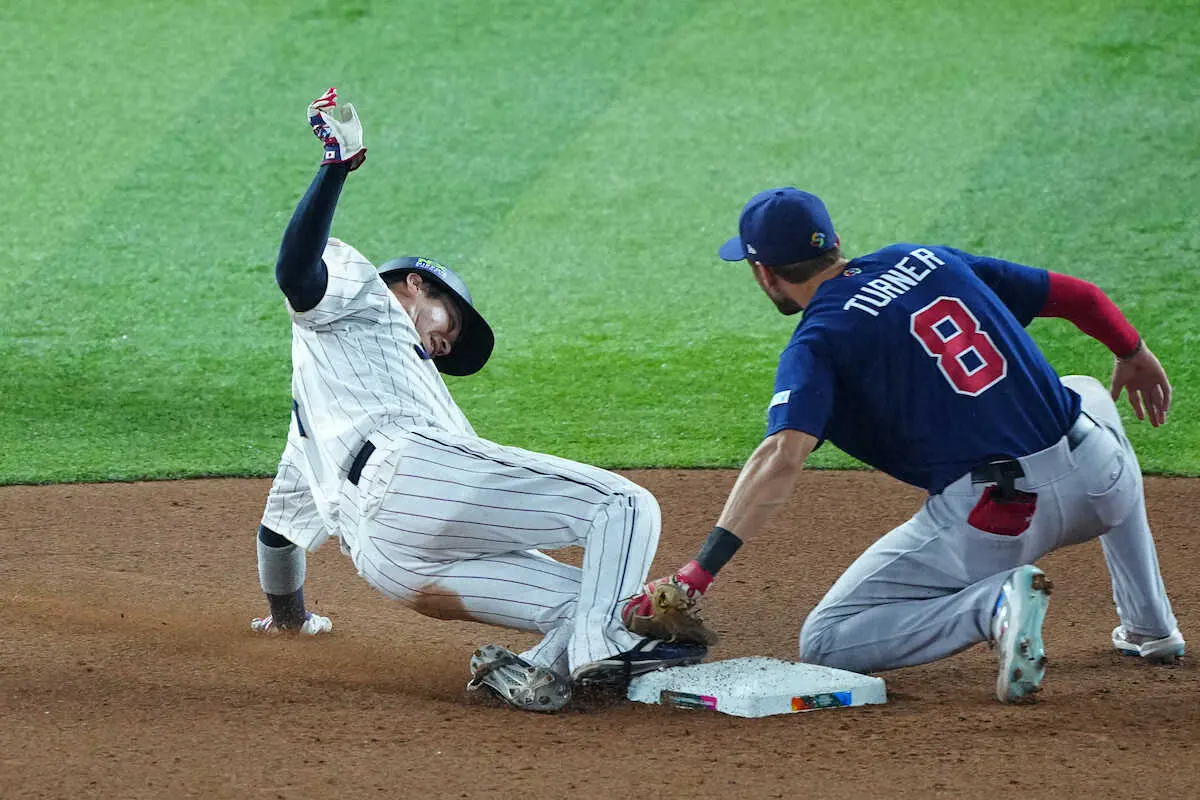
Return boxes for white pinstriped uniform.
[261,239,657,673]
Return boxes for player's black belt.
[970,412,1098,488]
[347,440,377,486]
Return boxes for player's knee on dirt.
[798,608,835,665]
[798,603,868,671]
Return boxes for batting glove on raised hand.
[307,87,366,170]
[621,561,718,645]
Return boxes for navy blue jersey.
[767,244,1080,493]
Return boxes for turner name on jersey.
[842,247,945,317]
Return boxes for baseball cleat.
[570,638,708,689]
[250,611,332,635]
[991,566,1052,703]
[467,645,572,713]
[1112,626,1185,663]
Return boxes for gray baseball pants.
[799,375,1178,672]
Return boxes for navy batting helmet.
[377,256,495,376]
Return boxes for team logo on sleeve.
[810,232,826,248]
[769,389,791,409]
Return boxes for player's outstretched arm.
[624,429,817,626]
[1038,272,1170,426]
[275,87,367,313]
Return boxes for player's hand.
[621,561,718,645]
[623,573,703,621]
[307,87,367,170]
[1110,341,1171,427]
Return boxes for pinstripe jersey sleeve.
[288,238,384,328]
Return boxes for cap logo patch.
[414,257,448,277]
[810,232,826,248]
[746,243,758,255]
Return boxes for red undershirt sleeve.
[1038,272,1141,358]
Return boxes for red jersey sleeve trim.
[1039,272,1140,358]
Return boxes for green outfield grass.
[3,0,1197,483]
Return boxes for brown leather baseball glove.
[623,578,718,646]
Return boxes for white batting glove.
[307,87,366,170]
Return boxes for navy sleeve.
[275,164,350,312]
[765,334,835,439]
[940,246,1050,327]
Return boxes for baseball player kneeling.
[629,187,1184,703]
[249,88,710,711]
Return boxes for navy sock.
[266,588,308,629]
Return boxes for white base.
[627,657,887,718]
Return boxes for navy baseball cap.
[377,256,495,376]
[718,187,837,266]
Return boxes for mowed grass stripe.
[461,0,1120,468]
[1,1,710,483]
[2,1,1195,482]
[931,0,1200,473]
[2,0,295,283]
[4,1,302,484]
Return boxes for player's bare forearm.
[622,429,817,619]
[716,429,817,543]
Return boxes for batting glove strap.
[307,87,367,170]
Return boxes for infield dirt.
[2,470,1196,799]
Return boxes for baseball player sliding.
[627,187,1184,702]
[249,88,707,711]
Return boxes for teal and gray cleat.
[1112,626,1186,664]
[991,566,1052,703]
